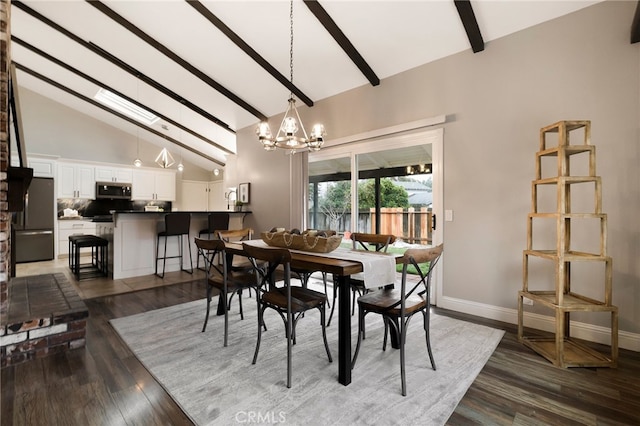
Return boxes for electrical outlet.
[523,297,534,306]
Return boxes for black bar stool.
[155,212,193,278]
[196,212,230,270]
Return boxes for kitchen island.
[96,211,250,279]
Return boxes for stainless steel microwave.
[95,182,132,200]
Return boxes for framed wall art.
[238,182,250,204]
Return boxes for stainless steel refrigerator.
[14,177,55,263]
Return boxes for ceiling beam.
[632,1,640,43]
[303,0,380,86]
[12,0,235,134]
[86,0,267,121]
[12,36,234,156]
[186,0,314,108]
[454,0,485,53]
[14,62,226,167]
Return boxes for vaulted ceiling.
[10,0,606,171]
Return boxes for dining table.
[222,239,402,386]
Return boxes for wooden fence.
[311,207,432,245]
[372,207,433,245]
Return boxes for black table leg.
[337,274,352,386]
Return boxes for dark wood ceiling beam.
[186,0,314,108]
[11,0,234,133]
[632,1,640,43]
[13,62,226,167]
[454,0,485,53]
[303,0,379,86]
[87,0,267,121]
[12,36,234,155]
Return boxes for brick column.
[0,0,10,317]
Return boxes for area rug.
[111,296,504,425]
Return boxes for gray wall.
[236,1,639,339]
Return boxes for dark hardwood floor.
[2,280,638,425]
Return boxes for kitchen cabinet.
[11,156,55,178]
[132,168,176,201]
[95,166,133,183]
[57,162,95,199]
[57,220,96,257]
[180,180,225,211]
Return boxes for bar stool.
[155,212,193,278]
[196,212,230,270]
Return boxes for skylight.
[94,88,159,125]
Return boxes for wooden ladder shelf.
[518,120,618,368]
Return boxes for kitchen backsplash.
[57,199,172,217]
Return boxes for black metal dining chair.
[327,232,396,327]
[243,242,333,389]
[195,237,258,347]
[351,244,443,396]
[196,212,230,270]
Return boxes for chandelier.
[256,0,326,153]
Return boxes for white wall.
[235,1,639,342]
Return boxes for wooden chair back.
[218,228,253,242]
[351,232,396,252]
[400,243,444,302]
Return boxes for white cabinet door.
[96,166,133,183]
[132,169,156,200]
[132,169,175,201]
[29,158,55,178]
[77,166,95,198]
[154,170,176,201]
[208,181,225,211]
[58,163,77,198]
[181,181,208,211]
[57,163,94,199]
[115,167,133,183]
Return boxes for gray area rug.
[111,295,504,425]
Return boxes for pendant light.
[255,0,326,153]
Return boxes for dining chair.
[242,242,333,389]
[327,232,396,327]
[217,228,254,272]
[351,244,443,396]
[196,212,230,270]
[195,237,257,347]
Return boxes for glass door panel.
[308,156,352,237]
[356,145,433,247]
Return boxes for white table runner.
[244,240,397,289]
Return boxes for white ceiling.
[10,0,602,171]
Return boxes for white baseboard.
[438,296,639,352]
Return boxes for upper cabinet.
[57,162,95,199]
[132,168,176,201]
[95,166,133,183]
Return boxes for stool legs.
[155,233,193,278]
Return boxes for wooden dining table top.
[224,240,387,276]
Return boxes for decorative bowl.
[261,231,342,253]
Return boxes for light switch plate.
[445,210,453,221]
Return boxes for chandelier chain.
[289,0,294,98]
